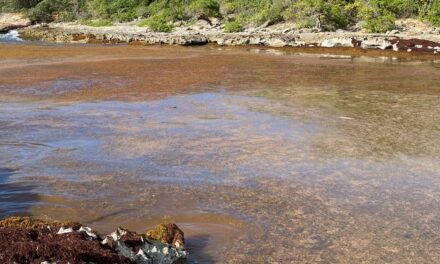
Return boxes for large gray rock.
[320,37,354,48]
[360,37,393,50]
[103,228,188,264]
[54,225,188,264]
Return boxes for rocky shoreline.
[1,12,440,55]
[11,19,440,55]
[1,11,439,54]
[0,216,187,264]
[0,13,31,34]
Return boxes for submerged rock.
[0,216,187,264]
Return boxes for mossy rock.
[144,222,185,249]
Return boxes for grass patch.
[224,20,243,32]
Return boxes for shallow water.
[0,43,440,263]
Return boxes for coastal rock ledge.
[17,22,440,54]
[0,216,187,264]
[0,13,31,33]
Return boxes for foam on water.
[0,30,23,43]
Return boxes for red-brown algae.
[0,44,439,263]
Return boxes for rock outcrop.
[0,216,187,264]
[0,13,31,33]
[103,227,187,264]
[17,21,440,55]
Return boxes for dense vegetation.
[1,0,440,33]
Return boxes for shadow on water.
[0,168,40,218]
[87,208,136,225]
[186,235,215,264]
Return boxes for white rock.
[79,226,97,239]
[360,38,393,50]
[264,38,287,47]
[136,249,149,260]
[110,228,127,241]
[57,227,73,235]
[321,38,354,48]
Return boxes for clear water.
[0,44,439,263]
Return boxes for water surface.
[0,44,439,263]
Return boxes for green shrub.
[6,0,42,10]
[380,0,418,17]
[220,0,275,26]
[27,0,54,22]
[427,0,440,26]
[224,19,243,32]
[283,0,349,31]
[55,11,76,22]
[252,0,285,25]
[86,0,141,22]
[188,0,220,17]
[4,0,440,32]
[356,0,397,32]
[139,11,174,32]
[108,0,140,21]
[26,0,79,23]
[145,0,186,21]
[322,1,350,30]
[364,13,395,32]
[135,5,149,18]
[86,0,108,19]
[137,19,149,27]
